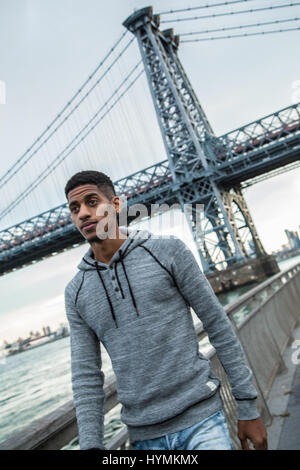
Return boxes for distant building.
[3,321,70,357]
[55,322,69,338]
[285,230,300,249]
[43,326,52,336]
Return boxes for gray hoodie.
[64,226,259,450]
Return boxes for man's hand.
[238,417,268,450]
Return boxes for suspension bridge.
[1,1,300,451]
[0,1,299,293]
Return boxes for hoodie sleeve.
[64,282,107,450]
[170,237,260,421]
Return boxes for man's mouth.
[82,222,97,231]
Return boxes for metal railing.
[1,261,299,450]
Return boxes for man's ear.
[112,196,122,215]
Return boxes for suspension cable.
[0,36,135,191]
[0,63,144,220]
[161,2,300,23]
[0,29,129,186]
[180,17,300,36]
[158,0,254,15]
[181,25,300,42]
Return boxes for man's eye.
[89,200,97,205]
[71,207,79,213]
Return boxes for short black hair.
[64,170,116,201]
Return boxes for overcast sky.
[0,0,299,252]
[0,0,300,345]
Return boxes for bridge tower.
[123,7,279,287]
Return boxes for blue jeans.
[132,410,235,450]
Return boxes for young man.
[64,170,268,451]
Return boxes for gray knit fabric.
[64,226,259,450]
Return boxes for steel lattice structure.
[122,7,299,272]
[0,6,300,276]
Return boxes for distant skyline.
[1,319,68,347]
[0,0,299,250]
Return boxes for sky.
[0,0,299,249]
[0,0,300,343]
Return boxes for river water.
[1,250,299,449]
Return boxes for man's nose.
[78,204,92,220]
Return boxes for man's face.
[67,184,119,242]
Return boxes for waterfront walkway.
[266,325,300,450]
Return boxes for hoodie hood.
[77,226,152,271]
[75,226,154,328]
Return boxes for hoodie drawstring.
[114,263,125,299]
[81,236,146,328]
[119,252,140,317]
[95,263,119,329]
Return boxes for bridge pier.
[206,254,280,294]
